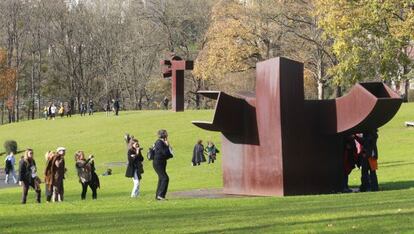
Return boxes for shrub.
[4,140,17,154]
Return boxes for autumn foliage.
[0,49,16,100]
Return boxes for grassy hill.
[0,106,413,233]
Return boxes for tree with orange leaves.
[0,48,16,124]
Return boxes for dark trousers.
[115,108,119,116]
[153,160,169,198]
[208,155,216,164]
[53,181,64,202]
[81,181,97,200]
[360,157,378,192]
[45,184,52,202]
[22,181,41,204]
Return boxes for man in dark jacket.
[19,149,41,204]
[192,140,206,166]
[153,129,173,200]
[113,99,120,116]
[360,129,379,192]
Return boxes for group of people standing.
[14,147,99,204]
[44,103,72,120]
[125,129,173,200]
[343,129,379,193]
[42,99,121,119]
[192,140,219,166]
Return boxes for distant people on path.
[75,151,99,200]
[58,103,65,118]
[4,151,17,184]
[153,129,173,200]
[19,149,41,204]
[125,138,144,198]
[359,129,379,192]
[66,103,72,117]
[88,100,94,115]
[80,102,87,116]
[162,97,169,110]
[205,141,219,164]
[113,99,120,116]
[192,139,206,166]
[50,104,57,120]
[43,106,49,120]
[44,151,55,202]
[51,147,66,202]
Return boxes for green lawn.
[0,106,413,233]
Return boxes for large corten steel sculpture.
[192,57,402,196]
[160,56,194,112]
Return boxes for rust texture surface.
[192,56,402,196]
[160,56,194,112]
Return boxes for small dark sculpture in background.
[192,57,402,196]
[160,55,193,112]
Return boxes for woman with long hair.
[75,151,98,200]
[125,138,144,197]
[19,149,41,204]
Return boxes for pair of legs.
[360,157,378,192]
[5,170,17,184]
[45,184,52,202]
[22,180,41,204]
[153,160,169,199]
[131,171,140,198]
[208,155,216,164]
[52,182,64,202]
[81,181,97,199]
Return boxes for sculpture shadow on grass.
[380,180,414,191]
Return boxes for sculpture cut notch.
[192,57,402,196]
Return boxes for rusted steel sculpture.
[192,57,402,196]
[160,55,194,112]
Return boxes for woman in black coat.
[125,138,144,197]
[19,149,41,204]
[75,151,99,200]
[153,129,173,200]
[192,139,206,166]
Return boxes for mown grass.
[0,105,414,233]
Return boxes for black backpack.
[147,146,155,160]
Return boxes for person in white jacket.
[5,152,17,184]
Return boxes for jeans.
[131,171,140,197]
[5,170,17,183]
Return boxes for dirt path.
[0,168,19,189]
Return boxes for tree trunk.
[335,85,342,97]
[1,101,4,125]
[37,49,42,118]
[31,52,35,119]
